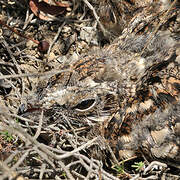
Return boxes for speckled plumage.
[23,0,180,169]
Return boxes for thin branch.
[82,0,109,37]
[0,69,71,80]
[55,137,98,160]
[0,19,39,44]
[33,110,44,140]
[47,21,66,55]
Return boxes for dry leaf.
[29,0,69,21]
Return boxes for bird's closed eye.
[74,99,96,112]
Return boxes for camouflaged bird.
[22,0,180,170]
[96,0,180,36]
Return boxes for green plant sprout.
[131,161,145,172]
[60,171,66,178]
[2,131,14,142]
[112,163,125,174]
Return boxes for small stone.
[80,27,98,45]
[48,52,56,61]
